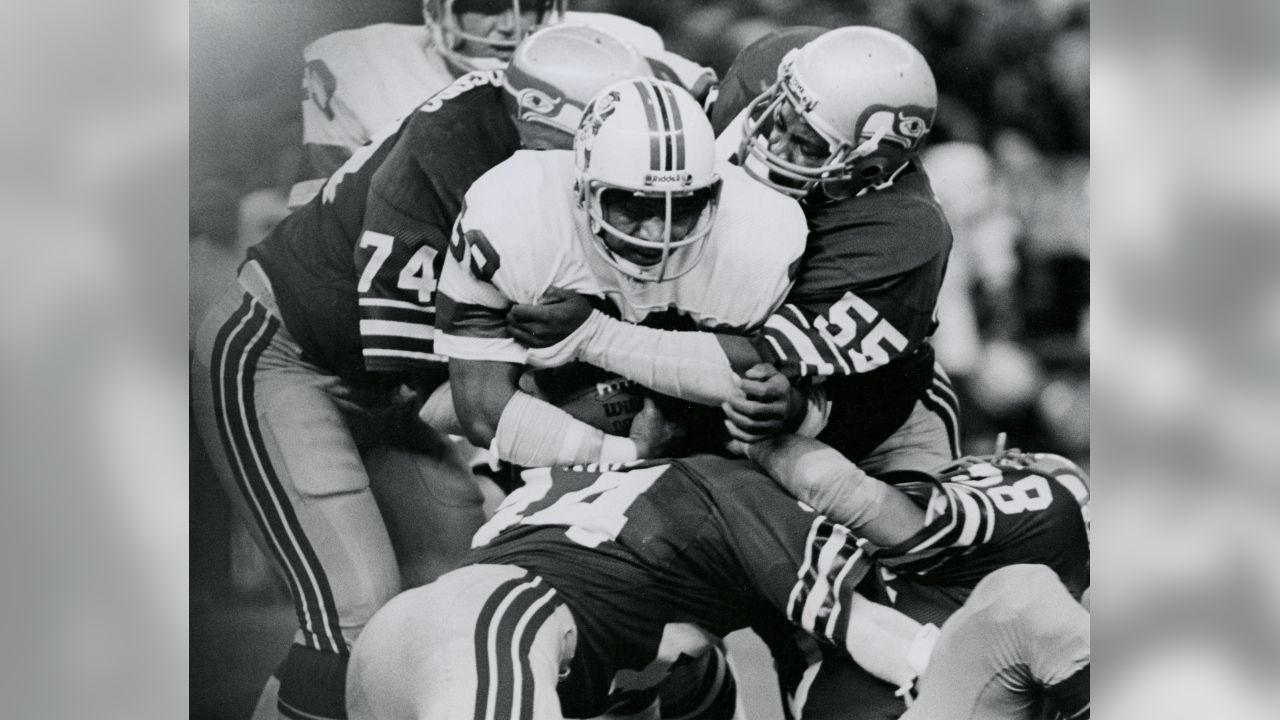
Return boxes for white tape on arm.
[576,312,737,406]
[492,391,637,466]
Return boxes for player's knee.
[970,565,1058,615]
[261,388,372,497]
[972,565,1085,645]
[347,591,424,720]
[278,643,349,720]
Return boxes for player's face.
[453,0,545,60]
[766,100,830,169]
[600,191,707,266]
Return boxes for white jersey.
[435,150,806,364]
[291,13,716,208]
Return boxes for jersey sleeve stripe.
[974,485,998,544]
[762,335,788,363]
[435,332,527,364]
[786,517,826,619]
[359,298,435,314]
[1051,473,1090,505]
[903,486,962,554]
[780,304,812,329]
[823,542,866,639]
[360,319,434,340]
[954,487,983,545]
[788,518,873,642]
[363,348,447,363]
[763,315,835,377]
[435,293,509,339]
[799,523,852,630]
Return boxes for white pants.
[348,564,578,720]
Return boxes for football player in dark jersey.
[741,430,1091,720]
[347,445,1089,720]
[506,26,961,477]
[190,26,653,720]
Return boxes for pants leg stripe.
[234,316,348,655]
[473,575,536,720]
[514,590,561,720]
[931,367,960,409]
[474,575,559,720]
[491,578,555,720]
[211,294,347,655]
[922,383,962,460]
[209,296,317,645]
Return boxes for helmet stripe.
[632,80,663,172]
[649,83,676,171]
[660,84,685,172]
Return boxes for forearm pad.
[576,311,737,406]
[492,390,637,467]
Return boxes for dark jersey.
[247,70,519,383]
[467,455,876,717]
[749,160,954,460]
[466,450,1089,716]
[875,453,1091,624]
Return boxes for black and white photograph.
[0,0,1252,718]
[190,3,1092,719]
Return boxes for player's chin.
[622,249,665,267]
[460,42,515,62]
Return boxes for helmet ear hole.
[861,162,884,179]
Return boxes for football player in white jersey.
[433,78,809,468]
[291,0,718,208]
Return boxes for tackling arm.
[746,434,924,546]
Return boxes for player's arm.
[509,290,760,400]
[508,292,821,441]
[744,433,925,547]
[435,226,662,467]
[758,274,938,380]
[716,467,935,691]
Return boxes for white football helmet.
[424,0,567,74]
[574,78,722,283]
[503,25,652,148]
[738,26,937,198]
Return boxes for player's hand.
[506,287,595,348]
[722,363,802,443]
[629,397,686,459]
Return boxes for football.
[523,363,646,436]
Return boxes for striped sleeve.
[753,287,932,379]
[432,241,526,364]
[876,481,1000,576]
[784,515,877,646]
